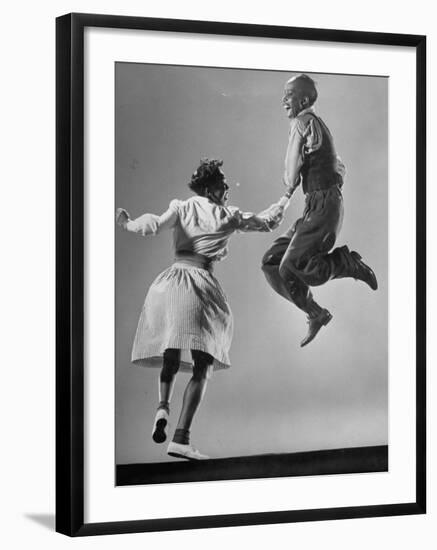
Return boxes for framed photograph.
[56,12,426,536]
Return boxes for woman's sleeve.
[230,196,289,233]
[125,199,180,236]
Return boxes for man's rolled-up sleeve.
[284,119,305,189]
[284,115,324,188]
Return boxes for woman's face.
[208,170,230,206]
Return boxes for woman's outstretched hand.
[116,208,130,229]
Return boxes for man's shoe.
[152,408,169,444]
[300,309,333,347]
[167,441,209,460]
[350,251,378,290]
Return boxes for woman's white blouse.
[126,195,287,261]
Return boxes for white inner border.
[84,27,416,523]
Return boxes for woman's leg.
[152,348,180,443]
[158,348,181,411]
[172,350,213,446]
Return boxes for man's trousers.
[262,185,358,314]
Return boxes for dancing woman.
[116,159,290,460]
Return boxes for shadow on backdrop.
[25,513,55,531]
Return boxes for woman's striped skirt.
[131,261,233,372]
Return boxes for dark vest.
[300,113,343,194]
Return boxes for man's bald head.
[283,74,318,119]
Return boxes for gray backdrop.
[115,63,388,464]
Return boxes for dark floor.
[116,444,388,486]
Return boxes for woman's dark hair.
[188,158,224,196]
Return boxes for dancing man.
[117,159,289,460]
[262,74,378,347]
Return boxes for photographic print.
[56,13,425,535]
[114,63,388,485]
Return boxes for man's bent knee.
[261,237,290,269]
[261,260,277,276]
[278,257,299,283]
[261,250,277,269]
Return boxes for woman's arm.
[115,200,179,236]
[234,192,292,233]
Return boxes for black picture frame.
[56,12,426,537]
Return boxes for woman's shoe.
[152,408,169,443]
[167,441,209,460]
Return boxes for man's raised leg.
[262,241,331,347]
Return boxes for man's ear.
[300,96,310,108]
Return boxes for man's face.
[208,170,230,206]
[282,80,306,119]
